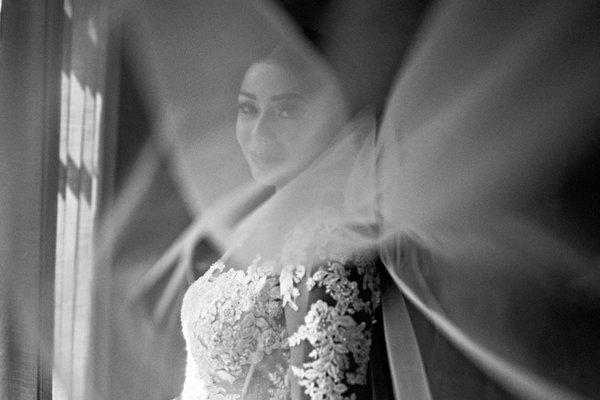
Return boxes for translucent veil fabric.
[376,1,600,399]
[92,0,600,399]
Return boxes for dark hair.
[239,28,366,117]
[250,29,363,115]
[250,39,324,96]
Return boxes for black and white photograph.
[1,1,599,400]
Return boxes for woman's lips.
[248,149,286,164]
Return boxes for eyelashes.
[275,103,300,119]
[237,101,302,120]
[238,101,258,116]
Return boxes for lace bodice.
[181,257,289,400]
[180,224,381,400]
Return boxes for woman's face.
[236,61,345,187]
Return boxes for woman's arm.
[284,256,381,400]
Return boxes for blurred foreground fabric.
[98,1,600,399]
[1,0,599,399]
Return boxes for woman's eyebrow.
[271,93,305,102]
[239,90,256,100]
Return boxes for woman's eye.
[276,104,300,119]
[238,102,258,116]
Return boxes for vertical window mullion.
[52,1,112,400]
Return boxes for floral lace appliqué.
[181,256,290,400]
[267,363,291,400]
[288,257,381,400]
[279,220,366,311]
[279,228,310,310]
[181,218,381,400]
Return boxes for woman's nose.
[251,112,276,140]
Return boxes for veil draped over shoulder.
[88,0,600,399]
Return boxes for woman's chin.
[249,165,292,188]
[251,172,286,188]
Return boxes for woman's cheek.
[279,125,309,162]
[299,121,328,156]
[235,120,251,149]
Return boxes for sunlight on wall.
[52,1,109,399]
[54,70,103,400]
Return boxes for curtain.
[0,1,62,399]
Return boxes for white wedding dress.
[94,1,600,399]
[179,220,381,400]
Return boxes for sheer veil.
[376,2,600,399]
[85,0,600,399]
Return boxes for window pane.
[53,1,111,399]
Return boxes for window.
[0,1,115,399]
[53,1,115,400]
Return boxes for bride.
[103,1,600,400]
[178,40,384,400]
